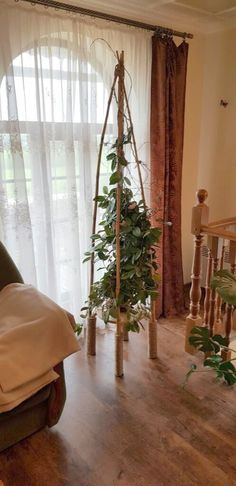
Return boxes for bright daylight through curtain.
[0,1,151,318]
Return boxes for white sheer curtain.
[0,1,151,318]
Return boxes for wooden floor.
[1,318,236,486]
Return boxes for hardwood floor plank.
[1,318,236,485]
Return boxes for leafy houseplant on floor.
[82,131,161,330]
[186,270,236,386]
[81,51,161,376]
[83,178,161,332]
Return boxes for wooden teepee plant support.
[84,51,161,377]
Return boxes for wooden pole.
[123,87,146,205]
[124,87,157,358]
[87,70,118,356]
[115,51,124,377]
[89,71,119,292]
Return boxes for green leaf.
[219,361,236,372]
[203,355,223,368]
[189,336,219,353]
[190,326,209,337]
[111,159,117,171]
[225,374,236,386]
[74,323,83,336]
[126,321,140,333]
[212,334,228,347]
[219,361,236,385]
[97,251,109,260]
[122,270,136,280]
[109,171,122,185]
[94,242,105,251]
[82,256,91,263]
[107,152,116,161]
[133,249,142,261]
[211,269,236,306]
[124,176,131,186]
[189,326,222,353]
[132,227,141,237]
[103,186,108,194]
[94,195,105,202]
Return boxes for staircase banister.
[186,188,236,357]
[201,225,236,242]
[208,216,236,228]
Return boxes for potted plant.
[82,138,161,334]
[81,51,161,376]
[185,270,236,386]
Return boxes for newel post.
[185,189,209,354]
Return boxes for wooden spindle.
[214,243,225,335]
[203,248,212,327]
[222,241,236,360]
[208,236,219,337]
[185,189,209,354]
[189,234,204,320]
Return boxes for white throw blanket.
[0,283,80,412]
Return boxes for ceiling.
[69,0,236,33]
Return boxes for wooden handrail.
[201,225,236,242]
[208,217,236,228]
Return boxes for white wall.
[182,27,236,282]
[181,33,206,282]
[197,28,236,220]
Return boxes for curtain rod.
[16,0,193,39]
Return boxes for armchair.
[0,242,67,452]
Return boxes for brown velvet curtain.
[150,35,188,317]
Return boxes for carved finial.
[197,189,208,205]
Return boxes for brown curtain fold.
[151,35,188,317]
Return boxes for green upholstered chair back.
[0,242,24,291]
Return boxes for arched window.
[0,41,114,317]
